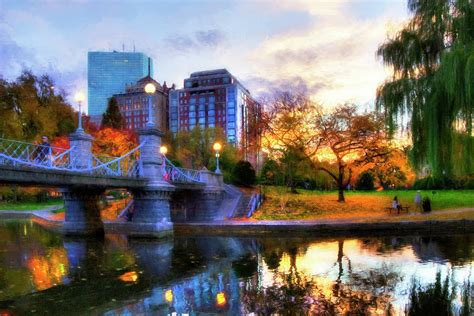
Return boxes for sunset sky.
[1,0,408,112]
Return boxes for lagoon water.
[0,220,472,315]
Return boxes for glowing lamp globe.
[74,91,85,103]
[213,142,222,152]
[144,83,156,94]
[165,289,173,303]
[160,145,168,155]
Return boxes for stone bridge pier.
[130,126,175,238]
[62,130,104,236]
[60,123,225,238]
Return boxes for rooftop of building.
[189,69,230,78]
[183,68,250,95]
[113,75,175,96]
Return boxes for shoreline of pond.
[1,209,474,238]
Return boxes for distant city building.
[88,51,153,124]
[169,69,262,164]
[114,75,173,131]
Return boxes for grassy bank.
[253,187,474,221]
[0,200,63,211]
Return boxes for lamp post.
[74,91,85,132]
[144,82,156,127]
[213,142,222,174]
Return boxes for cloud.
[0,20,37,79]
[244,75,331,101]
[165,29,226,53]
[242,1,407,107]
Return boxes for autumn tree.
[262,92,321,161]
[101,97,123,129]
[169,126,228,169]
[0,71,75,140]
[92,128,137,157]
[262,93,322,190]
[316,105,391,202]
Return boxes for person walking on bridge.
[34,136,52,165]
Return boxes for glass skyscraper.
[87,51,153,123]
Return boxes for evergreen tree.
[101,97,123,129]
[356,172,375,190]
[377,0,474,177]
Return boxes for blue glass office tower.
[87,51,153,124]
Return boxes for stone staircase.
[222,185,262,219]
[232,191,254,218]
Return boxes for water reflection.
[0,221,472,315]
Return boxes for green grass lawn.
[0,200,63,211]
[253,187,474,221]
[335,189,474,211]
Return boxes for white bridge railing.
[162,156,204,184]
[0,138,205,184]
[0,137,143,178]
[0,138,77,170]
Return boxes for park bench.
[385,206,410,215]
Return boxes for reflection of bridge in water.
[1,220,473,315]
[0,122,234,237]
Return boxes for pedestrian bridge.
[0,125,227,238]
[0,137,205,188]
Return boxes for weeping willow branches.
[377,0,474,177]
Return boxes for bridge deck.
[0,165,148,189]
[0,166,206,189]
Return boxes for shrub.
[356,172,375,190]
[414,175,474,189]
[232,160,256,186]
[259,159,281,185]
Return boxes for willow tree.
[377,0,474,177]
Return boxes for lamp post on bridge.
[213,142,222,174]
[74,91,85,132]
[144,83,156,127]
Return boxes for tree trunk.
[338,165,345,202]
[338,187,345,202]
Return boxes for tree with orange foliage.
[92,128,137,157]
[51,128,137,158]
[316,105,391,202]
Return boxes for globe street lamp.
[213,142,222,174]
[74,91,85,132]
[160,145,168,156]
[144,83,156,127]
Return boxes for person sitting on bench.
[392,196,402,213]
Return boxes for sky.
[0,0,409,112]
